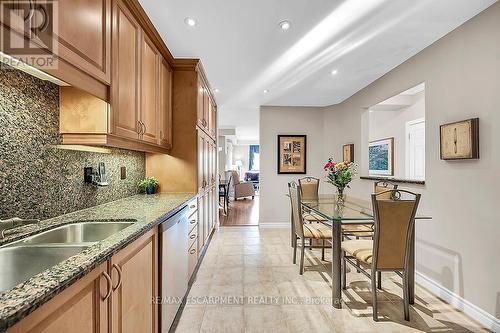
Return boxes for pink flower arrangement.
[324,158,358,189]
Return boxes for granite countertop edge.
[0,192,197,332]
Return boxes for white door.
[406,120,425,180]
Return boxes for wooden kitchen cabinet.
[110,229,158,333]
[8,262,110,333]
[59,0,173,154]
[8,229,159,333]
[140,33,160,144]
[159,58,173,148]
[111,0,141,141]
[57,0,112,84]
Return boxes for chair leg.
[292,236,297,264]
[299,241,306,275]
[321,239,325,261]
[372,269,378,321]
[377,271,382,289]
[341,251,347,290]
[403,270,410,321]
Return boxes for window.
[249,145,260,170]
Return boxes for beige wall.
[323,2,500,320]
[260,106,325,224]
[260,2,500,322]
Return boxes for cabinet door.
[197,193,205,249]
[111,229,158,333]
[158,57,172,148]
[203,88,210,131]
[197,81,205,128]
[111,0,141,140]
[8,263,109,333]
[140,33,160,144]
[197,130,206,194]
[209,102,217,138]
[58,0,111,83]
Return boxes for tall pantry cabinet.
[146,60,218,258]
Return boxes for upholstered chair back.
[371,190,420,270]
[226,170,240,185]
[288,182,304,239]
[298,177,319,201]
[374,181,398,200]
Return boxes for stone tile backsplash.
[0,66,145,220]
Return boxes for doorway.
[406,118,425,180]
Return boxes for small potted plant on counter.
[138,176,159,194]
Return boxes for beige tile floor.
[175,227,490,333]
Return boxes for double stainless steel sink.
[0,221,134,292]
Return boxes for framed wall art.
[369,137,394,176]
[277,135,307,174]
[343,144,354,163]
[440,118,479,160]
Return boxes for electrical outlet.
[120,166,127,180]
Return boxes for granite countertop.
[0,193,196,332]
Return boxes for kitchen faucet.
[0,217,40,239]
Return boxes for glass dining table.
[300,194,431,309]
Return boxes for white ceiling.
[139,0,496,140]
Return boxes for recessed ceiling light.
[331,69,338,75]
[214,88,220,93]
[184,17,196,27]
[279,20,291,31]
[263,89,269,94]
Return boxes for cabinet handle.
[190,234,196,239]
[102,272,112,301]
[137,121,142,134]
[190,219,196,224]
[190,205,196,209]
[112,264,123,291]
[160,130,163,139]
[189,248,196,255]
[141,121,146,135]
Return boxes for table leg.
[409,225,415,304]
[332,220,342,308]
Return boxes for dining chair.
[219,173,232,214]
[288,181,332,274]
[341,189,420,321]
[374,180,398,199]
[297,176,371,237]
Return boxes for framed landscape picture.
[369,137,394,176]
[440,118,479,160]
[277,135,306,174]
[343,144,354,163]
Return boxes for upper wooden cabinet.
[111,0,141,141]
[57,0,112,84]
[140,33,160,145]
[196,77,217,140]
[159,58,173,148]
[59,0,173,154]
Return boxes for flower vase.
[336,187,346,206]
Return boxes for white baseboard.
[416,272,500,332]
[258,222,290,228]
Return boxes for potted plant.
[138,176,159,194]
[324,159,358,206]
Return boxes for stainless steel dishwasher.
[159,206,189,332]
